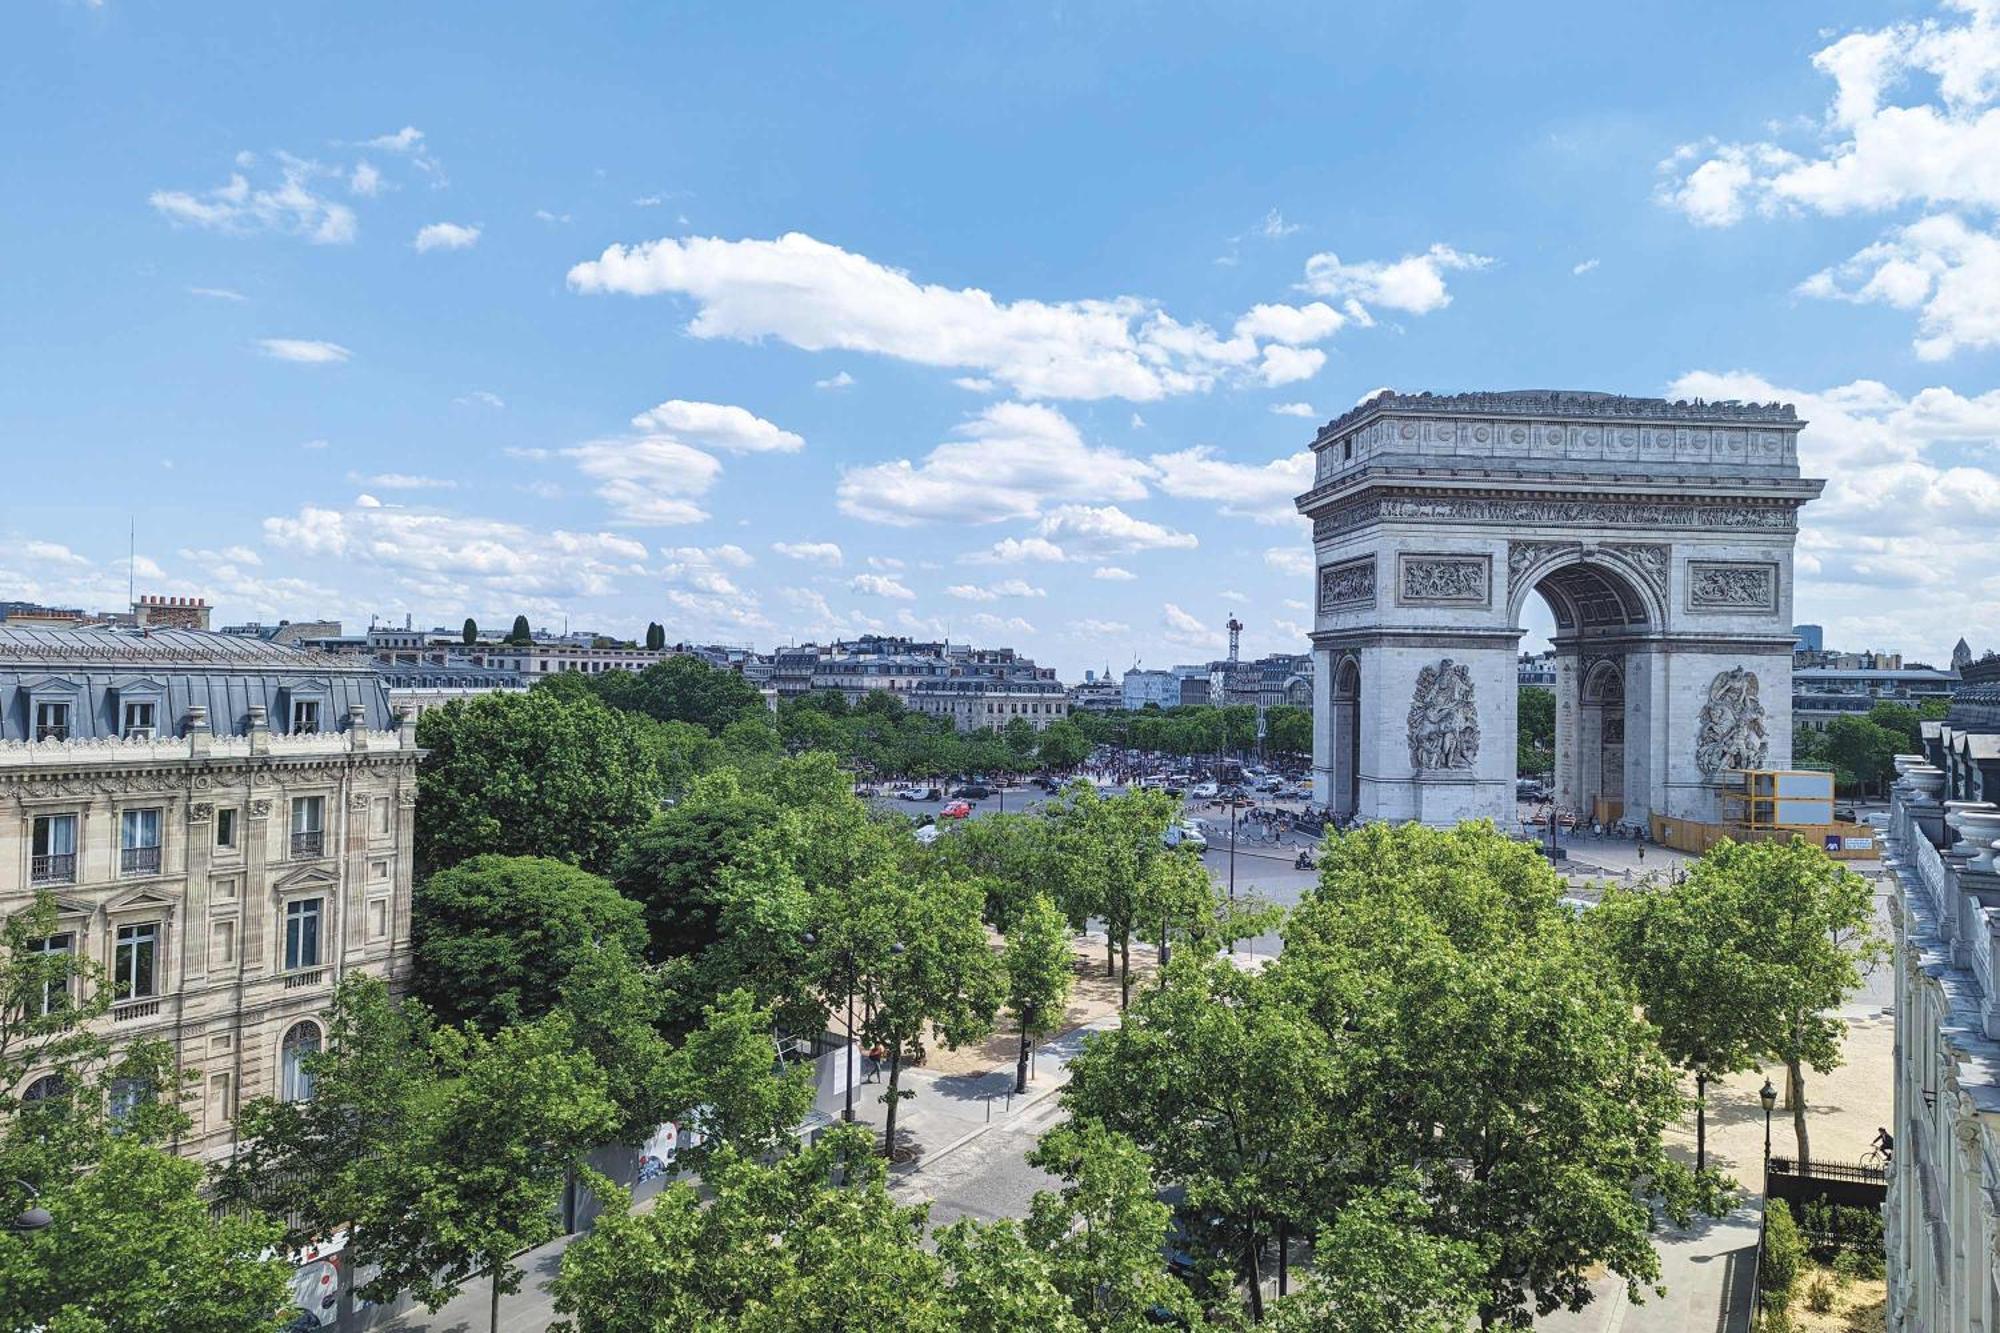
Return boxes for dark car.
[953,784,993,800]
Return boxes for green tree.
[1596,870,1769,1175]
[1037,719,1091,773]
[0,894,292,1333]
[1024,1120,1198,1331]
[462,616,478,645]
[1265,705,1312,761]
[1003,893,1075,1093]
[1814,715,1901,795]
[645,621,666,651]
[366,1015,619,1333]
[508,613,532,643]
[414,854,648,1031]
[1267,1181,1486,1333]
[658,988,815,1172]
[1047,784,1179,1006]
[217,975,434,1319]
[1678,837,1884,1171]
[614,769,774,963]
[555,945,678,1142]
[1277,821,1706,1327]
[1517,686,1555,777]
[414,688,664,873]
[1062,954,1339,1321]
[831,865,1003,1155]
[1002,717,1041,769]
[603,654,768,735]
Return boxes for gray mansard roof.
[0,626,395,742]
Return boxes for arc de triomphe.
[1293,390,1824,828]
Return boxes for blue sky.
[6,0,1999,676]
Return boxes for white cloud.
[414,222,481,253]
[1259,208,1303,239]
[629,399,803,453]
[258,338,350,364]
[1161,603,1224,650]
[1270,401,1317,417]
[953,376,994,392]
[23,540,90,566]
[179,544,263,568]
[364,126,426,153]
[454,390,506,409]
[966,537,1069,565]
[535,209,572,224]
[351,472,457,491]
[946,579,1045,601]
[867,555,905,571]
[151,153,358,245]
[773,540,843,564]
[1572,258,1601,275]
[658,544,755,597]
[188,285,247,302]
[1149,445,1315,523]
[1233,302,1345,345]
[1034,504,1197,556]
[349,161,382,197]
[568,231,1359,402]
[1264,547,1314,576]
[131,555,167,581]
[815,370,856,390]
[1074,618,1131,635]
[1301,243,1493,314]
[263,499,650,603]
[562,437,721,526]
[837,401,1151,525]
[1256,344,1327,387]
[965,612,1036,635]
[850,573,916,599]
[1092,565,1136,581]
[1797,212,2000,358]
[1668,366,2000,651]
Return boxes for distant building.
[1068,673,1122,714]
[0,626,418,1164]
[220,620,343,648]
[1792,665,1959,730]
[766,637,1062,707]
[1122,669,1180,710]
[1951,636,1973,671]
[1518,651,1557,689]
[131,595,211,631]
[1792,623,1824,653]
[907,676,1070,733]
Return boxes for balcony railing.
[290,830,324,859]
[34,724,69,741]
[282,967,328,991]
[30,853,76,885]
[119,845,162,876]
[112,997,161,1023]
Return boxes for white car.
[1165,821,1208,852]
[1189,782,1219,799]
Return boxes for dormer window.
[291,700,321,734]
[122,701,156,740]
[34,701,70,742]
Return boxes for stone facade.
[1878,710,2000,1333]
[1292,390,1823,826]
[0,627,419,1163]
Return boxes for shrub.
[1804,1273,1836,1313]
[1834,1245,1885,1282]
[1761,1199,1805,1302]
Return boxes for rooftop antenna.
[1226,616,1243,663]
[127,516,136,608]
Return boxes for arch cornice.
[1505,541,1671,628]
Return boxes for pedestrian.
[1637,842,1645,863]
[864,1043,886,1083]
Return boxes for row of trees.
[1793,699,1946,795]
[1064,704,1312,765]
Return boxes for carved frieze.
[247,799,273,819]
[1694,667,1769,775]
[1407,659,1480,771]
[1507,540,1574,588]
[1317,557,1375,613]
[1397,554,1490,607]
[1313,493,1797,541]
[188,802,214,824]
[1606,543,1669,602]
[1687,561,1778,613]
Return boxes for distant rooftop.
[0,625,374,671]
[1314,389,1802,442]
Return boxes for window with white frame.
[280,1022,321,1103]
[113,922,158,999]
[284,898,322,971]
[27,933,73,1014]
[119,808,162,876]
[215,808,238,849]
[121,700,156,739]
[291,699,321,734]
[290,796,324,858]
[30,814,77,884]
[33,699,71,741]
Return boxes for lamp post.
[1759,1077,1778,1198]
[7,1179,51,1234]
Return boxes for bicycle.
[1860,1147,1890,1171]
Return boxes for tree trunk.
[489,1261,502,1333]
[1695,1069,1708,1173]
[882,1047,904,1157]
[1119,933,1131,1010]
[1106,935,1116,978]
[1245,1214,1265,1323]
[1016,1021,1032,1094]
[1787,1058,1810,1172]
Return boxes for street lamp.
[1759,1078,1778,1194]
[7,1180,50,1234]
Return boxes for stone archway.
[1294,390,1822,828]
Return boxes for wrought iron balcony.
[34,724,68,741]
[119,845,162,876]
[290,830,324,859]
[30,853,76,885]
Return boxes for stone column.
[1310,646,1336,808]
[1552,647,1581,814]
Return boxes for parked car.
[1189,782,1219,799]
[940,800,973,819]
[1167,821,1208,852]
[952,784,992,800]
